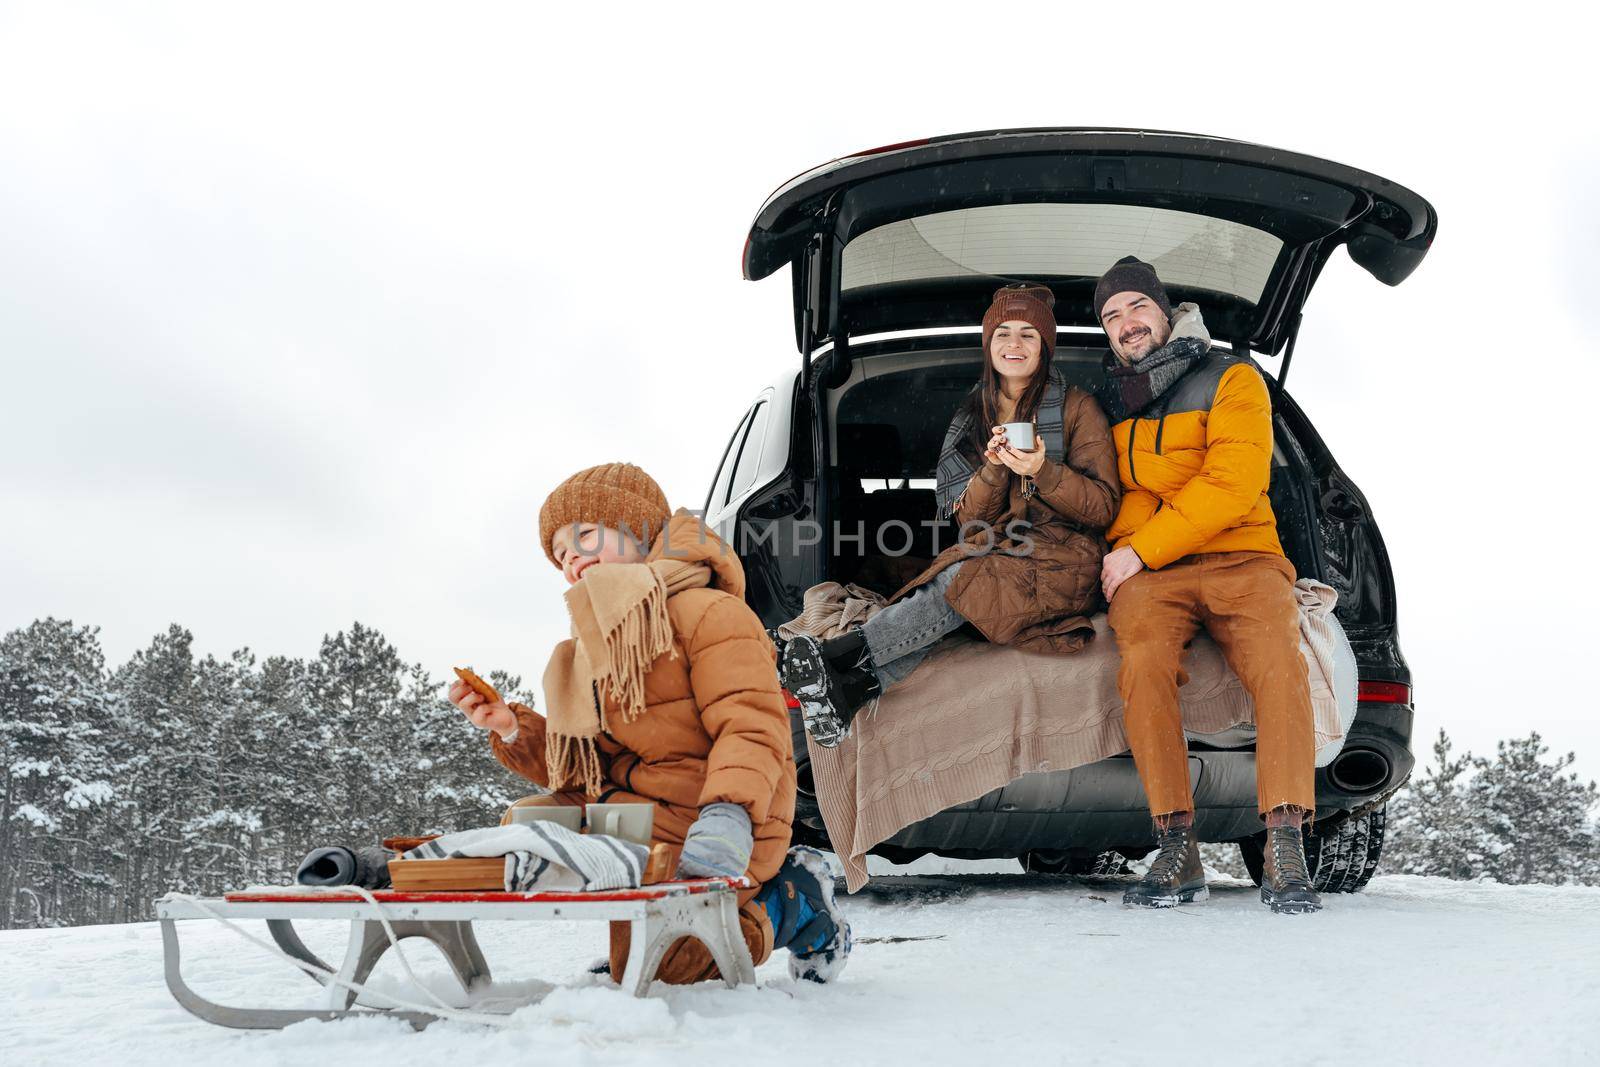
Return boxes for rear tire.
[1024,850,1129,876]
[1307,805,1387,893]
[1237,804,1386,893]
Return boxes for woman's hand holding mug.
[984,425,1010,466]
[999,444,1045,477]
[995,430,1046,477]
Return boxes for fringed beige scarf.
[541,557,712,793]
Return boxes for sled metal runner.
[155,878,756,1031]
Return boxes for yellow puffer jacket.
[1106,353,1284,570]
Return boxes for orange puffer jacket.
[1106,352,1284,570]
[490,516,795,892]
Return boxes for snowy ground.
[3,860,1597,1067]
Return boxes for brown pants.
[1107,551,1315,818]
[502,792,774,984]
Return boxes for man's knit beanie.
[981,283,1057,359]
[539,462,671,568]
[1093,256,1173,323]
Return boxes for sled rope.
[164,890,520,1029]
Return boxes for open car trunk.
[744,128,1436,367]
[741,132,1425,868]
[741,129,1432,620]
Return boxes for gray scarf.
[935,369,1067,518]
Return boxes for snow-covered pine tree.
[244,654,321,887]
[0,619,118,928]
[302,623,413,845]
[1386,729,1480,880]
[1467,733,1600,886]
[1387,729,1600,885]
[111,624,209,920]
[179,648,264,897]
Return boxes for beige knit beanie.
[539,462,672,568]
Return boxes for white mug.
[509,805,583,833]
[1001,422,1036,451]
[584,803,655,845]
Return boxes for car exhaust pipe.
[1328,747,1392,796]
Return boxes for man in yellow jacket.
[1093,256,1320,915]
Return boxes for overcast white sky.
[2,3,1595,777]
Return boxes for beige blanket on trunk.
[780,579,1349,892]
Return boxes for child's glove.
[675,802,753,879]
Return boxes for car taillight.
[782,688,801,710]
[1358,680,1412,704]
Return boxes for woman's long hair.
[965,340,1054,459]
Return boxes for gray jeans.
[860,561,967,689]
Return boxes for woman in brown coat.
[783,284,1120,746]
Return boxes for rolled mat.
[295,845,394,889]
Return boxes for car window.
[727,400,770,502]
[843,203,1283,306]
[704,407,754,516]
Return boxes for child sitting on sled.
[447,462,850,983]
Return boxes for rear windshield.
[841,203,1283,305]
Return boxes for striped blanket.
[784,578,1357,891]
[402,823,649,892]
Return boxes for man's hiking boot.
[1260,825,1323,914]
[780,629,882,748]
[757,846,852,983]
[1122,822,1207,908]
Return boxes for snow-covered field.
[3,863,1597,1067]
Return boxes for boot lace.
[1145,828,1189,883]
[1267,826,1311,887]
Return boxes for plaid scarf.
[934,369,1067,518]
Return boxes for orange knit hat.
[538,462,672,568]
[981,283,1057,360]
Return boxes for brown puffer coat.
[490,516,795,899]
[890,386,1120,653]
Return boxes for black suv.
[705,130,1431,891]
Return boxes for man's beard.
[1118,327,1158,363]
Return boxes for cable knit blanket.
[779,579,1356,891]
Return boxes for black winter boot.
[781,629,882,748]
[1260,825,1323,914]
[1121,822,1207,908]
